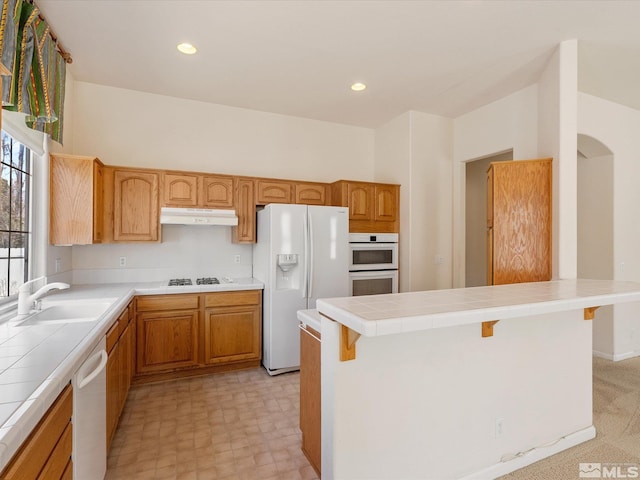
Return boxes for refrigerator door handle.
[308,213,314,299]
[302,213,309,298]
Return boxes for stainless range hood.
[160,207,238,226]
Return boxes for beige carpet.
[499,356,640,480]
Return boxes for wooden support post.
[584,306,600,320]
[482,320,499,338]
[340,325,361,361]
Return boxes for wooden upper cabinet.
[163,173,198,207]
[347,183,374,221]
[49,153,104,245]
[487,158,552,285]
[294,182,329,205]
[331,180,400,233]
[374,184,399,223]
[113,169,159,242]
[202,175,234,208]
[162,172,235,208]
[233,178,256,243]
[256,179,293,204]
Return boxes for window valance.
[0,0,67,145]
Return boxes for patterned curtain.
[0,0,66,144]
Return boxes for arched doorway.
[577,134,614,357]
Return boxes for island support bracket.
[584,306,600,320]
[482,320,500,338]
[340,325,361,361]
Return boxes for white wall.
[579,92,640,360]
[538,39,578,280]
[374,113,410,291]
[71,82,374,181]
[72,225,252,283]
[452,86,539,287]
[374,111,453,292]
[68,81,375,282]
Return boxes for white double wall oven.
[348,233,399,296]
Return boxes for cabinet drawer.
[205,290,261,308]
[137,294,200,312]
[1,384,72,480]
[106,320,120,353]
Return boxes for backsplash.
[71,225,253,284]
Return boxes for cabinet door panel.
[232,179,256,243]
[204,305,260,364]
[50,154,103,245]
[163,173,198,207]
[106,343,120,451]
[300,326,321,474]
[202,176,234,208]
[347,183,373,221]
[256,180,292,204]
[294,183,327,205]
[114,170,159,241]
[93,161,104,242]
[490,158,552,285]
[374,185,398,222]
[137,311,199,373]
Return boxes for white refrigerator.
[253,203,349,375]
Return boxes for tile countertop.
[0,278,263,471]
[316,279,640,337]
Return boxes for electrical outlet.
[495,418,504,438]
[55,257,61,273]
[119,256,127,267]
[434,255,444,265]
[234,255,241,264]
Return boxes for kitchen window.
[0,131,31,298]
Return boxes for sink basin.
[20,301,113,325]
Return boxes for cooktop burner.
[197,277,220,285]
[168,278,192,286]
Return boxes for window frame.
[0,131,32,301]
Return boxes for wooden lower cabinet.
[136,310,200,373]
[204,291,261,364]
[106,301,135,452]
[0,384,73,480]
[300,324,321,475]
[134,291,262,384]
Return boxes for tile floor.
[105,368,318,480]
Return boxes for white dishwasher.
[72,337,108,480]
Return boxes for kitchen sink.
[20,301,114,326]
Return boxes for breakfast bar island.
[313,280,640,479]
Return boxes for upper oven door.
[349,242,398,271]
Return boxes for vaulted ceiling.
[37,0,640,128]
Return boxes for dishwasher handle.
[77,349,108,389]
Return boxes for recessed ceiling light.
[351,82,367,92]
[177,43,197,55]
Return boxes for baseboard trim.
[459,426,596,480]
[593,350,615,360]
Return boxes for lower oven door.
[349,270,398,296]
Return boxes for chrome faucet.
[17,277,70,315]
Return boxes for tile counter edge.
[316,279,640,337]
